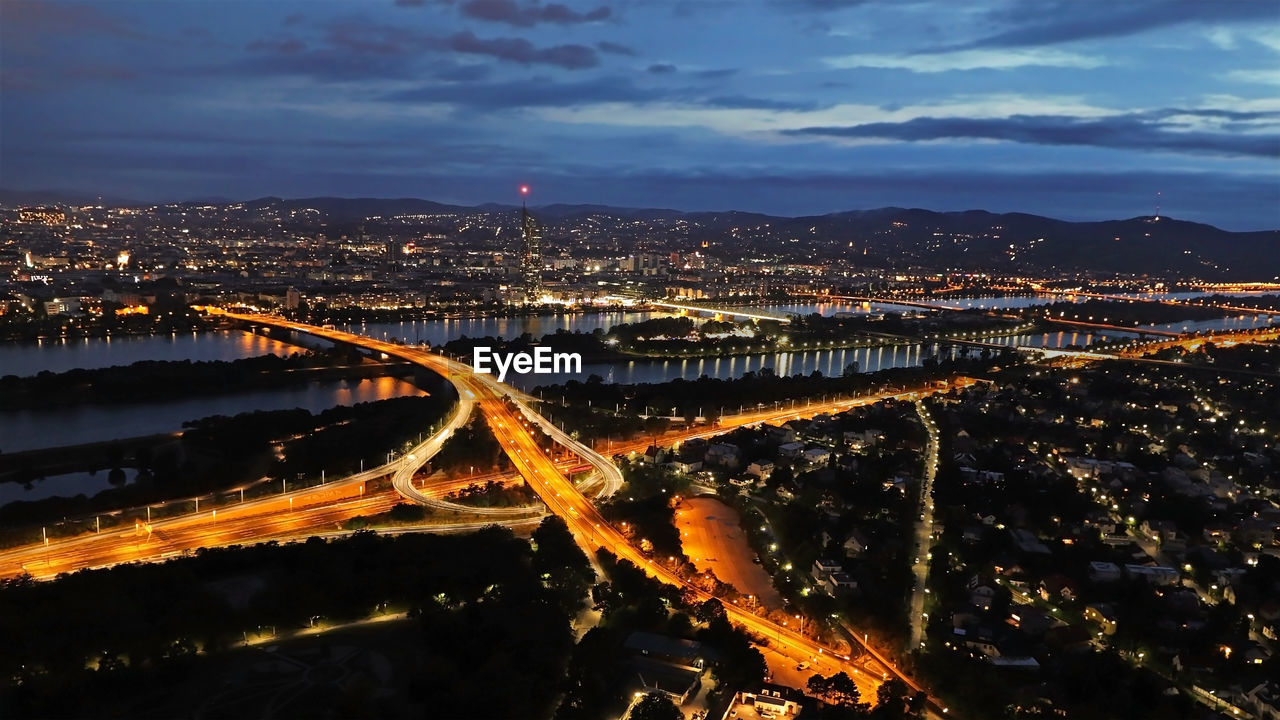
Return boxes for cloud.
[432,63,493,82]
[596,41,636,55]
[772,0,880,11]
[235,21,437,81]
[382,75,811,114]
[704,95,820,111]
[0,2,147,92]
[246,37,307,54]
[324,22,429,55]
[784,112,1280,158]
[458,0,611,26]
[647,63,677,74]
[236,21,602,80]
[381,73,827,117]
[1228,69,1280,86]
[233,50,423,81]
[448,31,598,68]
[0,0,142,39]
[826,48,1104,73]
[2,64,137,92]
[956,0,1280,50]
[694,68,738,79]
[1205,27,1237,50]
[535,94,1118,139]
[385,76,662,108]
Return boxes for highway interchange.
[6,307,1275,714]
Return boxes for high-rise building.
[384,238,404,269]
[521,205,543,298]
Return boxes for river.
[336,310,671,347]
[4,298,1267,448]
[0,330,306,377]
[0,469,137,508]
[0,375,424,454]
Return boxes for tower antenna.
[1154,190,1161,221]
[519,185,541,301]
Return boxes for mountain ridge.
[3,189,1276,277]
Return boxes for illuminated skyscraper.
[521,201,543,299]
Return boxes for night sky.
[2,0,1278,228]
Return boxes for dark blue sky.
[2,0,1278,228]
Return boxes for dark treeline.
[0,520,593,719]
[1023,298,1232,325]
[0,393,455,533]
[1158,339,1280,373]
[601,490,688,563]
[0,347,387,409]
[447,480,539,508]
[430,415,508,476]
[439,312,1018,363]
[1192,293,1280,312]
[533,351,1013,442]
[556,550,767,720]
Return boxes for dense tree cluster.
[536,353,1012,443]
[0,347,376,409]
[1,522,589,718]
[440,313,1026,365]
[0,394,455,540]
[556,550,767,720]
[431,415,507,476]
[1024,298,1231,326]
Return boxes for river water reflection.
[0,330,304,377]
[5,296,1271,450]
[0,376,423,453]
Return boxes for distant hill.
[760,207,1279,278]
[3,190,1276,277]
[240,196,476,220]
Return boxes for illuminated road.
[0,478,542,581]
[0,356,480,579]
[217,314,956,710]
[0,365,960,586]
[4,310,989,711]
[907,402,940,650]
[1112,326,1280,357]
[3,484,386,580]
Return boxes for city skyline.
[2,0,1279,229]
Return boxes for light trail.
[218,312,959,711]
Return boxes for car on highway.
[795,661,810,671]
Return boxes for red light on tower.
[520,185,530,196]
